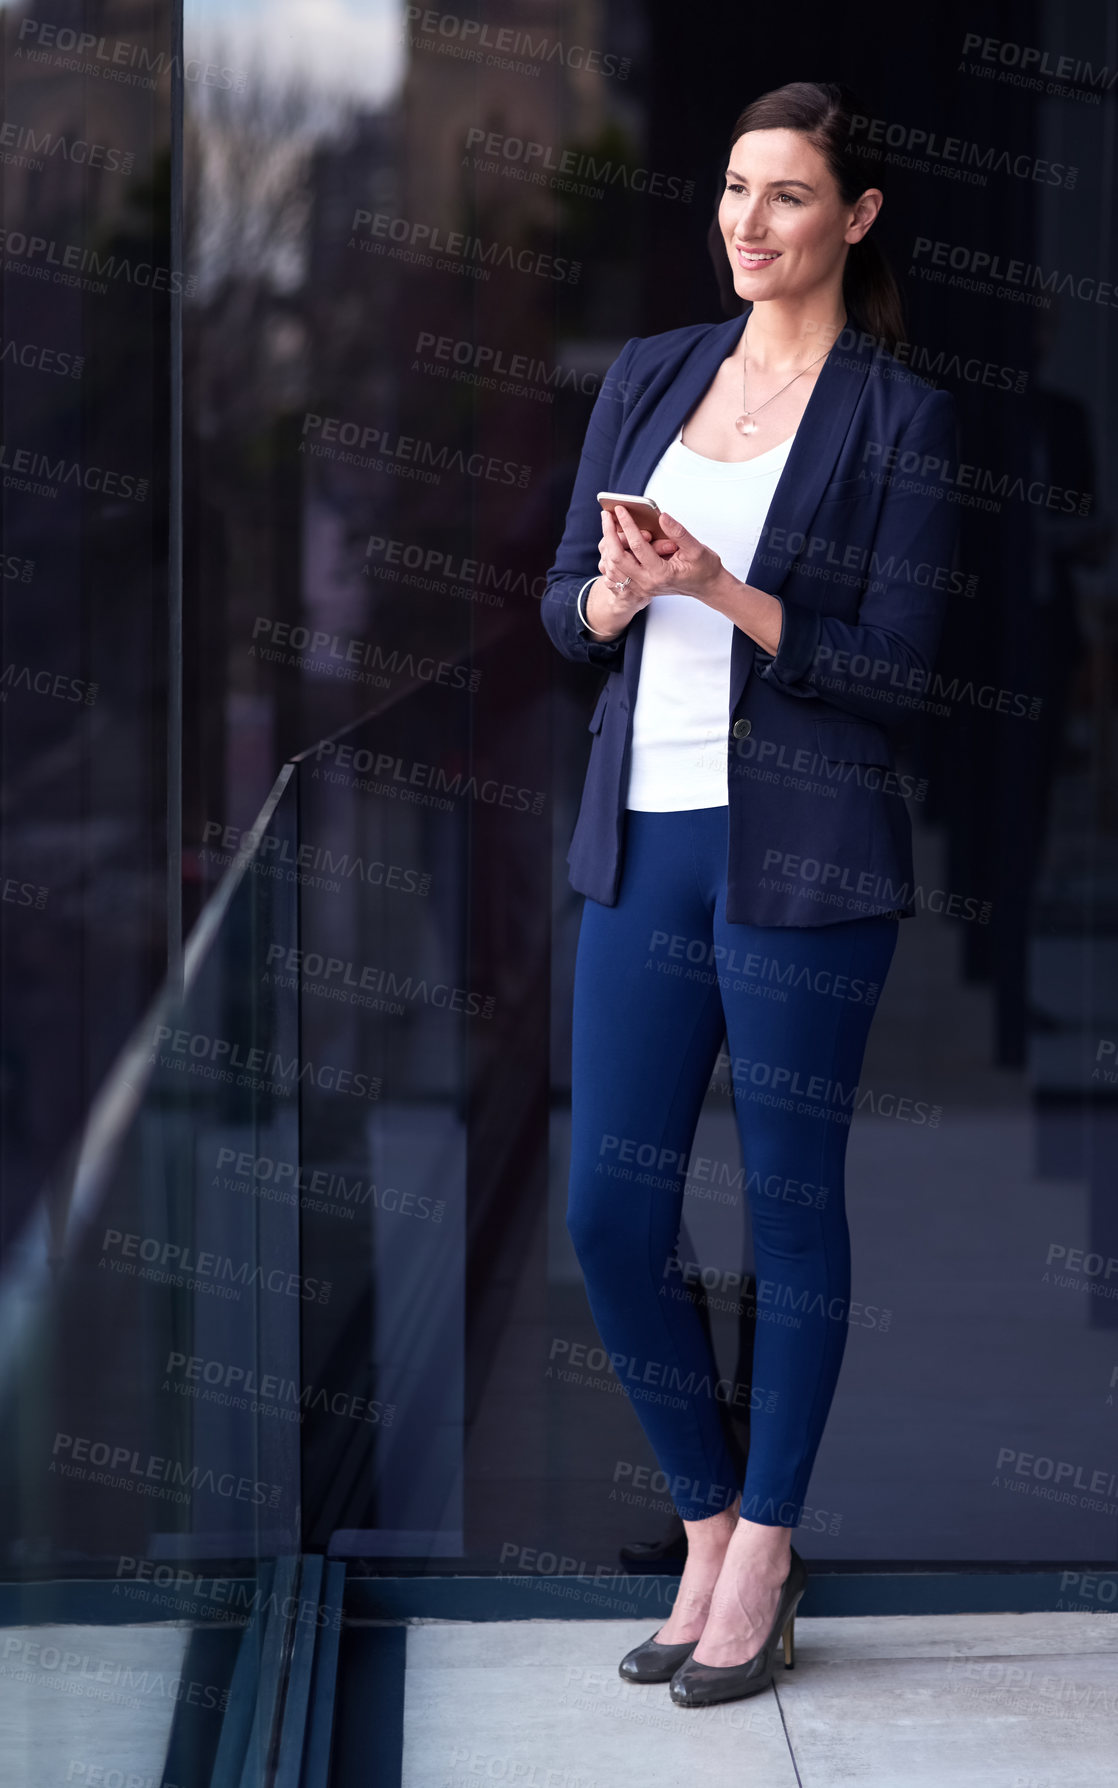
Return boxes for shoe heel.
[782,1614,795,1669]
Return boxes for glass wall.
[0,0,178,1251]
[0,766,305,1781]
[3,21,1118,1775]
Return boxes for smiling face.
[718,127,880,311]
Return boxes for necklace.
[734,326,833,436]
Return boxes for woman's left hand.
[601,505,727,605]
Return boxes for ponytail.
[842,231,906,356]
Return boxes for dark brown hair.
[716,80,905,354]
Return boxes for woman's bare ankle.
[728,1515,792,1578]
[654,1497,742,1641]
[682,1495,741,1555]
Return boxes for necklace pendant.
[735,414,758,436]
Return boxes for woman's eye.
[724,185,802,205]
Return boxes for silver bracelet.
[575,575,614,640]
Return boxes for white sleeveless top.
[625,424,794,812]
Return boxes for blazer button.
[732,718,752,739]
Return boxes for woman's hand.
[604,505,727,601]
[583,505,729,638]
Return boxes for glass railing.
[0,761,342,1785]
[0,667,478,1780]
[285,679,475,1565]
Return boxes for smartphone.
[596,490,671,543]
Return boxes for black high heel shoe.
[668,1545,807,1708]
[618,1628,699,1684]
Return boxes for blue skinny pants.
[567,805,899,1527]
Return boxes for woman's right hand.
[585,512,654,638]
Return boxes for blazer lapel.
[731,318,873,711]
[617,309,874,718]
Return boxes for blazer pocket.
[588,684,609,733]
[814,719,894,766]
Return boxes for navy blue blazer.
[541,306,961,927]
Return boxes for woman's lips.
[736,248,781,268]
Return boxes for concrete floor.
[0,1623,190,1788]
[402,1612,1118,1788]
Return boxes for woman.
[541,81,959,1709]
